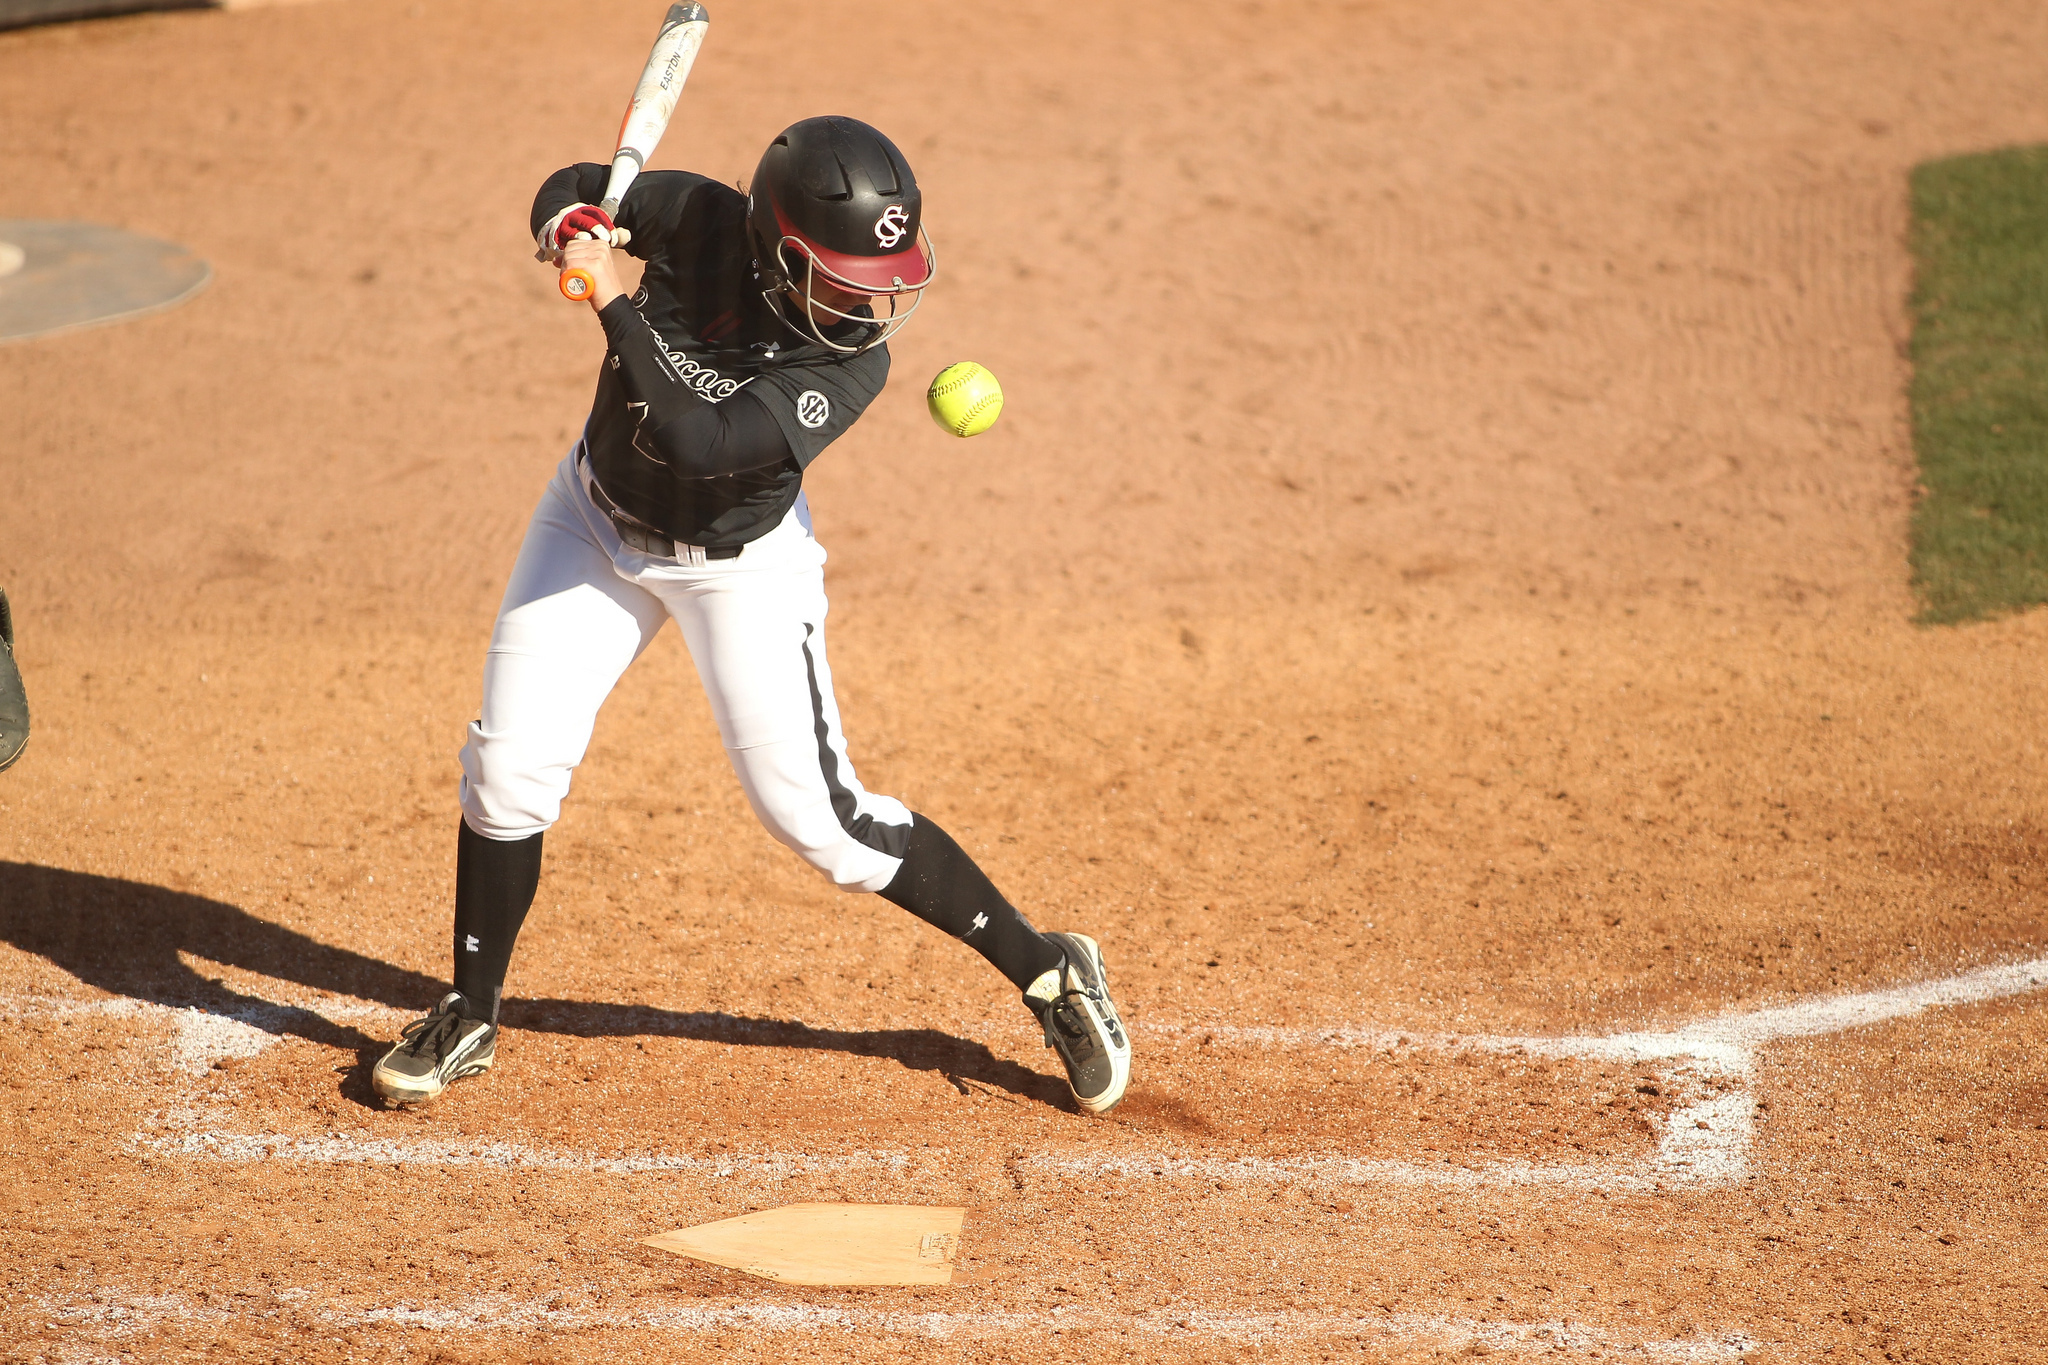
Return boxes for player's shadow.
[498,996,1074,1110]
[0,861,1071,1111]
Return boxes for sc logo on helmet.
[874,205,909,249]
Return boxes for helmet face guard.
[758,210,936,356]
[746,115,937,357]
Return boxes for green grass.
[1908,144,2048,624]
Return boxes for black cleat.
[372,992,495,1106]
[1028,932,1132,1115]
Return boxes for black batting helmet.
[747,115,936,355]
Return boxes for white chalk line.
[29,1288,1758,1359]
[1154,955,2048,1065]
[0,990,396,1074]
[146,1129,911,1179]
[9,953,2046,1194]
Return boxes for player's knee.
[458,723,568,839]
[801,837,903,894]
[725,736,908,892]
[750,799,901,893]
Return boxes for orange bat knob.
[559,268,596,302]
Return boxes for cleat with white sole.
[1027,932,1132,1115]
[371,991,495,1106]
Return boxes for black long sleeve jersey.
[532,164,891,549]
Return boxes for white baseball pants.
[457,449,912,893]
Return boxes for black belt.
[582,456,742,561]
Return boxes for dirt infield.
[3,0,2047,1360]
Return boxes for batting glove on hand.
[533,203,633,262]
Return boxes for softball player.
[372,117,1131,1115]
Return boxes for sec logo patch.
[796,391,831,429]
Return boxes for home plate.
[643,1202,969,1287]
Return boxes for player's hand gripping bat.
[554,2,710,302]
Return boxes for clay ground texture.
[2,1,2046,1362]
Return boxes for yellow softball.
[926,362,1004,438]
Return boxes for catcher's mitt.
[0,589,28,773]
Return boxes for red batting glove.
[534,203,628,262]
[554,204,618,247]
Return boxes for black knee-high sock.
[450,819,545,1024]
[879,815,1065,994]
